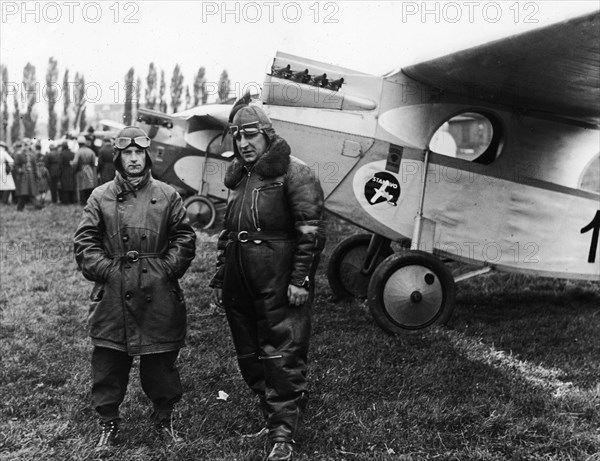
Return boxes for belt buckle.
[238,231,249,243]
[126,250,139,262]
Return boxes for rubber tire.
[183,195,217,230]
[367,250,456,333]
[327,234,393,300]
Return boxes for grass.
[1,203,599,461]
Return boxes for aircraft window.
[579,154,600,193]
[429,112,498,164]
[207,132,234,158]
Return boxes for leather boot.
[266,442,293,461]
[95,419,120,450]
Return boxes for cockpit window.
[429,112,499,164]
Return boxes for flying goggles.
[114,136,151,150]
[229,121,262,141]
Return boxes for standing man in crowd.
[59,141,76,204]
[45,143,62,204]
[73,126,196,451]
[72,135,97,205]
[210,97,325,461]
[13,139,39,211]
[97,136,116,184]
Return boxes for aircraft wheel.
[367,250,455,333]
[183,195,217,230]
[327,234,393,300]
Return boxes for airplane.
[131,10,599,333]
[133,104,236,229]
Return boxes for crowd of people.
[0,132,116,210]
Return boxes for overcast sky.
[1,0,598,108]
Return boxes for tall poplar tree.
[1,65,9,142]
[46,57,59,140]
[60,69,71,136]
[123,67,134,125]
[217,69,230,103]
[170,64,183,113]
[22,63,37,138]
[145,62,157,110]
[194,67,207,106]
[159,70,167,113]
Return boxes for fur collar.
[224,136,291,189]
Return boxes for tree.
[22,63,37,138]
[123,67,134,125]
[159,70,167,113]
[170,64,184,113]
[46,57,59,140]
[72,72,86,131]
[11,87,20,143]
[79,106,86,133]
[194,67,207,106]
[135,76,141,121]
[60,69,71,136]
[145,62,157,110]
[185,85,191,110]
[1,65,8,142]
[217,69,230,103]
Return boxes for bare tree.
[22,63,37,138]
[185,85,191,110]
[1,65,9,142]
[170,64,183,113]
[72,72,86,131]
[159,70,167,113]
[194,67,207,106]
[145,62,157,110]
[46,57,59,140]
[217,69,230,103]
[11,86,20,142]
[123,67,134,125]
[60,69,71,136]
[135,76,141,121]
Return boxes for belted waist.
[109,251,164,262]
[228,230,296,243]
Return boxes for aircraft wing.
[401,11,600,127]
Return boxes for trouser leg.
[223,247,266,400]
[91,347,133,422]
[260,299,311,443]
[16,195,27,211]
[139,350,183,423]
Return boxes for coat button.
[151,198,157,204]
[118,197,124,202]
[125,292,132,300]
[141,234,147,239]
[122,235,129,242]
[145,295,152,302]
[142,268,148,273]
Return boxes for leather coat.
[210,134,325,443]
[74,171,196,355]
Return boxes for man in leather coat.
[210,98,325,461]
[73,126,196,450]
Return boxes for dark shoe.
[155,420,185,444]
[95,419,120,450]
[267,442,293,461]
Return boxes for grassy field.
[1,203,599,461]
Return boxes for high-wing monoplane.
[135,11,600,333]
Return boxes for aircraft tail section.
[262,51,383,112]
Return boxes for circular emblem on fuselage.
[364,171,400,206]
